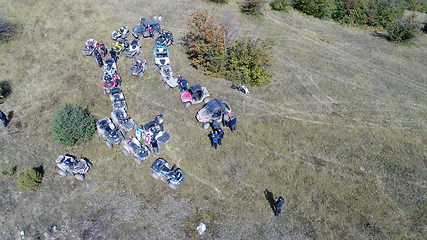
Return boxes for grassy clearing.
[0,0,426,239]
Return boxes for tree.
[270,0,293,12]
[17,168,43,190]
[183,11,227,74]
[51,103,95,146]
[241,0,265,15]
[223,37,273,86]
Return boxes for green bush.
[401,0,426,12]
[223,37,273,86]
[1,166,17,177]
[51,103,95,146]
[17,168,43,190]
[387,19,419,42]
[270,0,292,11]
[292,0,336,19]
[241,0,265,15]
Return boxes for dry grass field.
[0,0,426,239]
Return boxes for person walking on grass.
[227,115,237,132]
[0,110,8,127]
[274,196,285,216]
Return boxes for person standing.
[227,116,237,132]
[150,138,159,154]
[274,196,285,216]
[211,132,219,149]
[0,110,8,127]
[155,114,164,131]
[178,76,188,92]
[217,129,224,146]
[110,48,118,63]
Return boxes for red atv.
[180,84,210,108]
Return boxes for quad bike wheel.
[184,102,191,108]
[123,149,130,156]
[106,141,113,149]
[87,162,93,168]
[151,172,160,179]
[203,97,210,103]
[74,174,85,181]
[139,72,144,78]
[202,123,210,130]
[58,169,68,176]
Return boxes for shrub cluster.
[387,19,419,42]
[0,81,11,104]
[270,0,293,12]
[1,166,16,177]
[241,0,265,15]
[51,103,95,146]
[17,168,43,190]
[184,11,273,86]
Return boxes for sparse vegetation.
[17,168,43,190]
[0,14,18,43]
[209,0,229,3]
[1,166,17,177]
[387,19,419,42]
[270,0,292,12]
[241,0,265,15]
[223,37,273,86]
[51,103,95,146]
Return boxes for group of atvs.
[56,16,241,188]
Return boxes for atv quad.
[111,108,135,132]
[154,45,170,67]
[96,117,125,148]
[125,39,141,58]
[181,84,210,108]
[155,29,174,46]
[122,137,151,164]
[104,58,117,76]
[196,98,231,130]
[56,155,92,181]
[82,39,98,56]
[109,87,127,110]
[159,65,178,88]
[151,158,185,189]
[129,58,147,78]
[111,26,130,41]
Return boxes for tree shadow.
[372,31,390,41]
[0,81,12,98]
[7,110,13,123]
[264,189,275,213]
[33,165,44,176]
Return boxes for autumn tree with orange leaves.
[183,11,227,74]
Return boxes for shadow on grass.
[372,31,390,41]
[264,189,275,214]
[33,165,44,176]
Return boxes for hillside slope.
[0,0,426,239]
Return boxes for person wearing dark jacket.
[274,196,285,216]
[150,138,159,154]
[110,48,118,63]
[210,132,219,149]
[178,76,188,92]
[0,110,8,127]
[211,121,221,132]
[227,116,237,132]
[217,129,224,146]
